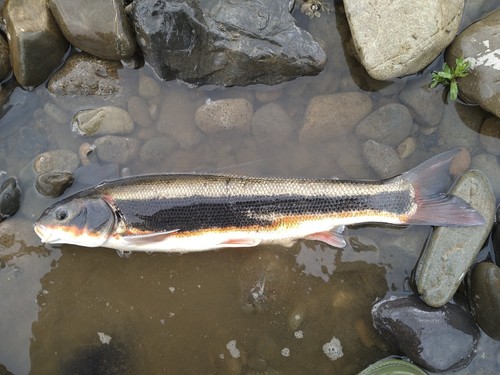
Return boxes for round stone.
[195,98,253,134]
[72,106,134,136]
[35,172,74,197]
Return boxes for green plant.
[430,57,471,101]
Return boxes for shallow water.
[1,2,500,375]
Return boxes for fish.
[34,149,485,253]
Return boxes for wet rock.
[299,92,373,144]
[355,103,413,146]
[195,98,253,134]
[0,177,21,222]
[4,0,68,87]
[130,0,326,86]
[415,170,495,307]
[34,150,80,174]
[362,140,402,178]
[47,53,122,96]
[128,96,154,128]
[139,137,176,163]
[446,8,500,117]
[94,136,139,164]
[138,76,161,98]
[399,79,445,127]
[372,295,479,372]
[0,36,11,81]
[469,262,500,340]
[344,0,463,80]
[251,103,294,145]
[35,172,74,197]
[49,0,136,60]
[72,106,134,136]
[471,153,500,198]
[479,116,500,156]
[358,357,427,375]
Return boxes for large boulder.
[344,0,464,80]
[130,0,326,86]
[446,8,500,118]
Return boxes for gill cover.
[36,197,116,247]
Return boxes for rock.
[344,0,463,80]
[72,106,134,136]
[445,8,500,117]
[94,136,139,164]
[34,150,80,174]
[396,137,416,159]
[355,103,413,146]
[35,172,74,197]
[49,0,136,60]
[399,79,445,127]
[449,147,471,176]
[127,96,154,128]
[469,262,500,340]
[372,295,479,372]
[471,153,500,198]
[47,53,122,96]
[362,140,402,178]
[251,103,294,145]
[138,76,161,98]
[0,177,21,222]
[4,0,68,87]
[299,92,373,144]
[358,357,427,375]
[130,0,326,86]
[479,116,500,155]
[195,98,253,134]
[139,137,176,163]
[415,170,495,307]
[0,36,11,81]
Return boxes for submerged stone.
[72,106,134,136]
[94,136,139,164]
[36,172,74,197]
[0,177,21,222]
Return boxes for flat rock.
[72,106,134,136]
[195,98,253,134]
[344,0,464,80]
[49,0,136,60]
[4,0,68,87]
[446,8,500,117]
[415,170,495,307]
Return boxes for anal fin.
[218,238,261,248]
[305,225,346,248]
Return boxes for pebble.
[471,153,500,198]
[415,170,495,307]
[355,103,413,146]
[469,262,500,340]
[139,137,176,163]
[35,172,74,197]
[362,140,403,178]
[372,295,479,372]
[195,98,253,134]
[94,136,139,164]
[251,103,294,145]
[479,116,500,156]
[138,76,161,98]
[34,150,80,174]
[72,106,134,136]
[299,92,373,143]
[0,177,21,222]
[396,137,416,159]
[127,96,154,127]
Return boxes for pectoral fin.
[217,238,262,248]
[305,226,346,248]
[122,229,180,244]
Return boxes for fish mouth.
[34,224,59,244]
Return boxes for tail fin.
[402,149,485,226]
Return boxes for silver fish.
[34,149,484,252]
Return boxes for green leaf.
[437,71,452,80]
[450,81,458,101]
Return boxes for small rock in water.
[251,103,294,145]
[138,76,161,98]
[195,98,253,134]
[127,96,154,128]
[479,116,500,156]
[94,136,139,164]
[468,262,500,340]
[35,172,74,197]
[72,106,134,136]
[372,295,479,372]
[0,177,21,222]
[471,153,500,198]
[34,150,80,174]
[139,137,176,163]
[362,140,402,178]
[415,170,495,307]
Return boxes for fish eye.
[55,207,68,221]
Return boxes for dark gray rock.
[49,0,136,60]
[372,295,479,372]
[469,262,500,340]
[35,172,74,197]
[0,177,21,222]
[0,36,11,81]
[130,0,326,86]
[4,0,68,87]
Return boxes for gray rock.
[399,79,445,127]
[35,172,74,197]
[195,98,253,134]
[469,262,500,340]
[415,170,495,307]
[130,0,326,86]
[251,103,294,145]
[355,103,413,146]
[0,177,21,222]
[49,0,136,60]
[372,295,479,372]
[4,0,68,87]
[299,92,373,144]
[0,36,11,81]
[72,106,134,136]
[139,137,176,163]
[446,8,500,117]
[128,96,154,128]
[47,53,122,96]
[94,136,139,164]
[479,116,500,156]
[138,76,161,98]
[34,150,80,174]
[344,0,464,80]
[471,153,500,198]
[362,140,402,178]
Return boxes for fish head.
[35,197,116,247]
